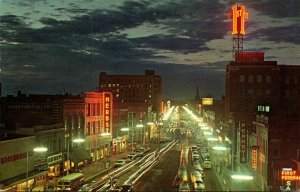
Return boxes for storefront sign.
[0,151,32,164]
[240,124,247,163]
[47,153,63,165]
[104,93,112,133]
[281,170,300,181]
[251,149,257,170]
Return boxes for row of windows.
[238,88,271,97]
[285,76,298,84]
[64,115,84,130]
[115,89,152,93]
[86,121,104,135]
[115,93,152,98]
[86,103,103,116]
[239,75,271,83]
[100,83,153,88]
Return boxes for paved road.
[134,142,181,192]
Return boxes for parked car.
[127,152,138,160]
[120,183,134,192]
[78,184,92,192]
[120,156,131,163]
[114,159,126,167]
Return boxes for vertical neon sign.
[232,5,248,35]
[104,93,111,133]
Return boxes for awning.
[69,148,91,164]
[1,170,48,189]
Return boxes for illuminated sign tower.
[231,4,248,60]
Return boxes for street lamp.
[66,138,85,175]
[119,128,129,152]
[26,147,48,191]
[231,174,254,180]
[136,123,144,147]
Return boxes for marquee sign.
[104,93,112,133]
[232,5,248,35]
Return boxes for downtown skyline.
[0,0,300,99]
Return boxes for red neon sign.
[104,93,111,133]
[232,5,248,35]
[281,170,300,181]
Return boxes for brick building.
[98,70,162,145]
[225,52,300,190]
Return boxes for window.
[265,89,271,96]
[239,75,245,83]
[285,77,290,85]
[247,89,253,96]
[97,104,100,115]
[257,75,262,83]
[248,75,253,83]
[86,122,90,135]
[257,89,262,96]
[266,75,271,83]
[238,88,244,97]
[87,103,90,116]
[285,90,290,98]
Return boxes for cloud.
[249,25,300,44]
[250,0,300,18]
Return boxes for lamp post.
[120,127,130,151]
[147,122,154,145]
[136,123,144,147]
[66,138,85,175]
[26,147,48,191]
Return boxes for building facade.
[99,70,162,146]
[225,52,300,190]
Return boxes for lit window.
[149,94,152,98]
[108,84,111,87]
[116,94,119,98]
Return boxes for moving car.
[120,183,134,192]
[179,182,190,192]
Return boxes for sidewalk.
[32,150,130,191]
[81,150,130,181]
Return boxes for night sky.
[0,0,299,100]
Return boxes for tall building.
[98,70,162,144]
[225,52,300,191]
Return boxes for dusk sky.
[0,0,299,100]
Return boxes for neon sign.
[240,123,247,163]
[232,5,248,35]
[281,170,300,181]
[104,93,111,133]
[251,149,257,170]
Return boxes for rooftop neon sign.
[232,5,248,35]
